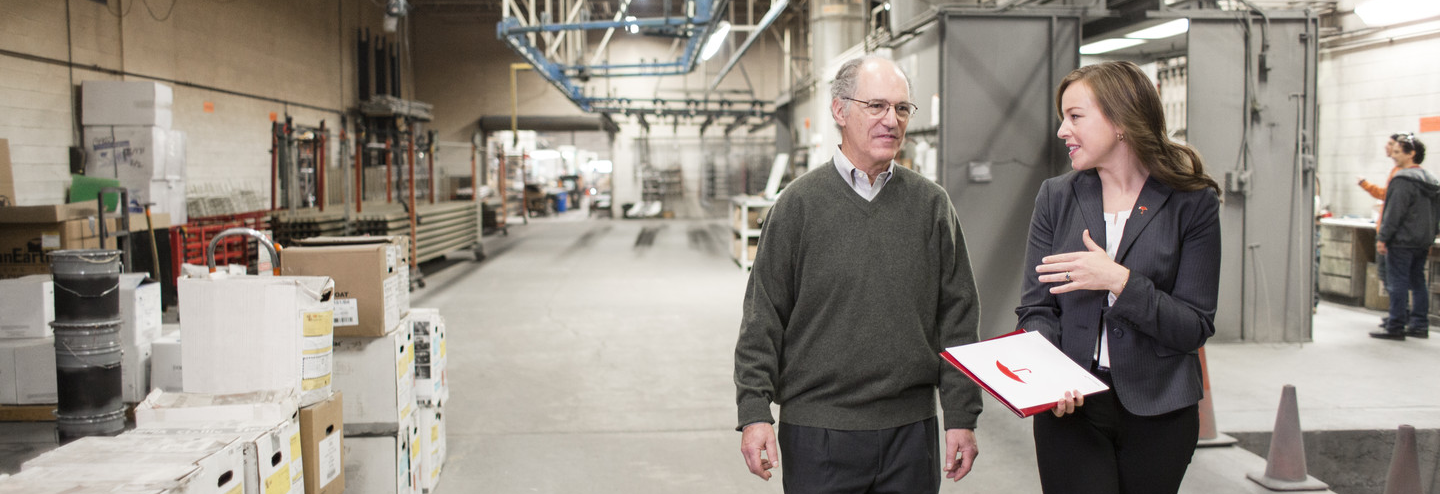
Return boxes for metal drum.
[49,319,125,442]
[50,250,122,323]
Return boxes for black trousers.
[1033,386,1199,494]
[778,417,940,494]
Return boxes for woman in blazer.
[1015,61,1222,493]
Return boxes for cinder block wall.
[0,0,402,207]
[1317,16,1440,219]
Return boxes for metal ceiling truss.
[497,0,775,125]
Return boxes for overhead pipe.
[710,0,789,90]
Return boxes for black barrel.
[50,250,122,323]
[50,319,125,442]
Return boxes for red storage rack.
[170,211,272,276]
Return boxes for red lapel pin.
[1138,206,1147,215]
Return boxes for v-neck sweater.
[734,161,983,431]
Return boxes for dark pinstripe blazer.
[1015,169,1222,417]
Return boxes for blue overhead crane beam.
[497,0,727,111]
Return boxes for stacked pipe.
[48,249,126,442]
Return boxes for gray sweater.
[734,161,983,431]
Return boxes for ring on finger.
[1065,272,1072,282]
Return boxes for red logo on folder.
[996,361,1032,384]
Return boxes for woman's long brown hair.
[1056,61,1220,194]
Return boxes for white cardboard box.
[2,462,203,494]
[81,80,174,129]
[122,341,153,403]
[152,334,183,392]
[82,125,188,222]
[179,275,334,407]
[342,415,415,494]
[0,337,57,405]
[131,419,306,494]
[121,273,162,348]
[332,329,414,435]
[136,389,300,426]
[22,434,246,494]
[416,405,445,493]
[407,309,446,406]
[0,275,55,339]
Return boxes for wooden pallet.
[0,404,55,422]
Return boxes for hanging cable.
[142,0,177,21]
[104,0,137,17]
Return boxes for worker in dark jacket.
[1374,134,1435,340]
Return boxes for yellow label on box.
[302,374,331,391]
[226,484,243,494]
[264,465,291,494]
[303,311,334,337]
[431,424,439,442]
[291,432,302,459]
[302,347,331,355]
[440,340,447,359]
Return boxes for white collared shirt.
[1095,209,1132,369]
[833,147,895,202]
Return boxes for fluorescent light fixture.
[1355,0,1440,26]
[1125,19,1189,39]
[625,16,639,34]
[701,21,731,61]
[1079,38,1147,55]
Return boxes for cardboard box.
[82,125,188,223]
[152,334,183,392]
[81,81,174,128]
[0,337,57,405]
[300,391,345,494]
[416,405,445,493]
[122,342,153,403]
[342,415,414,494]
[0,204,161,278]
[283,237,408,337]
[3,462,205,494]
[406,416,421,494]
[23,434,246,494]
[120,273,162,347]
[131,419,306,494]
[0,139,13,207]
[135,389,300,426]
[407,309,446,406]
[0,274,54,339]
[332,329,414,435]
[180,275,334,407]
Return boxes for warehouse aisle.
[411,215,783,493]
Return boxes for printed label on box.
[319,433,342,486]
[41,233,59,249]
[332,299,359,327]
[264,465,291,494]
[302,353,332,390]
[304,311,334,337]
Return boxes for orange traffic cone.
[1383,425,1421,494]
[1196,347,1237,447]
[1246,385,1329,491]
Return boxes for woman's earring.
[1117,134,1125,141]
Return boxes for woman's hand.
[1052,390,1085,417]
[1036,230,1130,296]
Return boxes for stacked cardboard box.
[0,203,169,278]
[283,236,429,494]
[407,309,447,406]
[15,433,247,494]
[0,275,57,405]
[80,80,187,223]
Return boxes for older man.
[734,55,983,493]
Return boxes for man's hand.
[1378,241,1388,255]
[740,423,780,481]
[943,428,979,482]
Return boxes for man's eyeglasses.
[844,98,918,119]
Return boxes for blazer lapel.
[1115,176,1174,263]
[1072,170,1108,249]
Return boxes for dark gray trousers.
[778,417,940,494]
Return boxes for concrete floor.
[4,209,1438,493]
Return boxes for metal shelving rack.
[730,195,774,269]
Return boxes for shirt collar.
[833,146,895,185]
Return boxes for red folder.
[940,330,1109,418]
